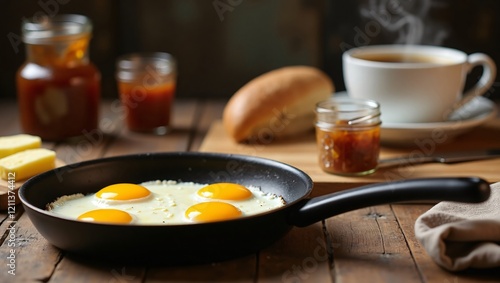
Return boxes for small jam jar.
[315,97,381,176]
[116,52,177,135]
[16,14,101,141]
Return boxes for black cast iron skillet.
[20,152,490,264]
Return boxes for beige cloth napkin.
[415,182,500,271]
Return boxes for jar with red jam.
[116,52,177,135]
[16,14,101,141]
[315,97,381,176]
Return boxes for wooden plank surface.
[1,99,499,283]
[200,120,500,184]
[258,224,333,283]
[0,209,63,282]
[326,205,422,282]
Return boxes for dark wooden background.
[1,0,499,101]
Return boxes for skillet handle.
[288,177,490,227]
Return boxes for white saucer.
[332,92,498,147]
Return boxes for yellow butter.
[0,134,41,159]
[0,148,56,181]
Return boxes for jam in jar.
[16,14,101,141]
[116,52,177,135]
[315,97,381,175]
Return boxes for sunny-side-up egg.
[46,180,285,225]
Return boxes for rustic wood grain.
[49,254,146,283]
[392,204,455,283]
[1,99,499,282]
[258,224,333,283]
[325,205,421,282]
[0,209,62,283]
[146,256,256,282]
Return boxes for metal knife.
[378,149,500,168]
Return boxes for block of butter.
[0,134,41,159]
[0,148,56,181]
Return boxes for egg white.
[47,180,285,225]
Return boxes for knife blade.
[378,149,500,168]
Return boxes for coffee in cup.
[342,45,496,123]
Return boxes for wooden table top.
[1,98,499,283]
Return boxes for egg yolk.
[185,202,242,222]
[95,183,151,201]
[77,209,133,224]
[197,183,252,201]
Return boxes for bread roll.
[223,66,334,143]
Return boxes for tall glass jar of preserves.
[16,14,101,141]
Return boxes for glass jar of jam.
[315,97,381,176]
[116,52,177,134]
[16,14,101,141]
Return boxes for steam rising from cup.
[360,0,449,45]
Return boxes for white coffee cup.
[342,45,496,123]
